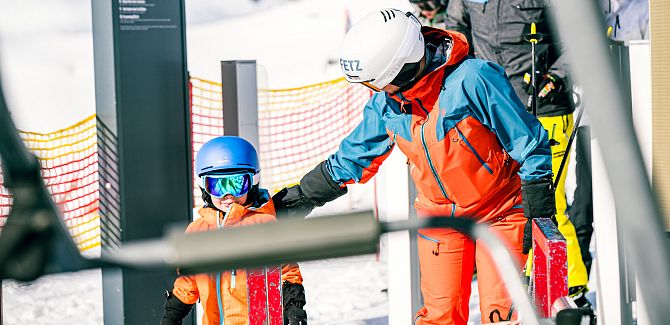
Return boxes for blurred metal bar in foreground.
[102,212,541,325]
[549,1,670,324]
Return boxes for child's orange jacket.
[171,192,303,325]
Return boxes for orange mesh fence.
[189,77,371,205]
[0,76,370,250]
[0,115,100,252]
[190,77,225,207]
[257,79,370,194]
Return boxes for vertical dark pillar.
[92,0,194,324]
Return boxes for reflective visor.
[201,173,252,198]
[389,60,422,89]
[361,81,382,92]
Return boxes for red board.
[532,218,568,317]
[247,266,283,325]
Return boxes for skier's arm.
[464,61,552,181]
[282,277,307,325]
[161,275,197,325]
[544,2,569,80]
[445,0,473,50]
[273,95,394,218]
[464,61,556,253]
[327,95,395,186]
[547,43,569,79]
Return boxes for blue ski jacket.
[326,27,552,222]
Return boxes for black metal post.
[91,0,194,324]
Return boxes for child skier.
[160,136,307,325]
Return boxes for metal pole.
[549,1,670,323]
[221,60,259,149]
[525,23,544,117]
[98,213,542,324]
[553,105,585,189]
[531,41,537,116]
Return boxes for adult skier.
[273,9,554,324]
[444,0,590,305]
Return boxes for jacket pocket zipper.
[419,233,442,256]
[456,126,493,174]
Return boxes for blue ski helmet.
[195,136,260,177]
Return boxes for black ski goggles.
[411,0,442,12]
[389,60,422,89]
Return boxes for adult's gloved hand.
[283,282,308,325]
[537,72,565,104]
[521,176,557,254]
[160,290,194,325]
[273,161,347,219]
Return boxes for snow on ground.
[300,255,389,324]
[2,269,103,325]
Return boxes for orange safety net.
[257,79,370,194]
[190,77,225,207]
[0,115,100,252]
[0,76,370,252]
[189,77,371,206]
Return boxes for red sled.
[247,265,283,325]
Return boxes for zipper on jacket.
[216,272,224,325]
[396,94,450,202]
[216,211,226,324]
[231,270,236,289]
[414,99,450,201]
[455,126,493,174]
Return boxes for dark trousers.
[568,126,594,276]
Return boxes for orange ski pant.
[415,211,526,324]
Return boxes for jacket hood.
[390,28,470,109]
[198,188,275,226]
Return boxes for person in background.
[409,0,449,27]
[444,0,591,308]
[161,136,307,325]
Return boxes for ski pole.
[524,22,543,117]
[553,103,585,189]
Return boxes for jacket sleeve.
[281,263,304,285]
[445,0,473,49]
[463,61,553,181]
[172,275,200,305]
[544,4,570,79]
[326,94,395,185]
[548,43,570,80]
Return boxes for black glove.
[521,176,557,254]
[273,160,347,219]
[537,72,565,105]
[160,290,195,325]
[283,282,307,325]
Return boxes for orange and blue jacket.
[172,190,303,325]
[326,28,552,228]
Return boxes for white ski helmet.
[339,9,424,91]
